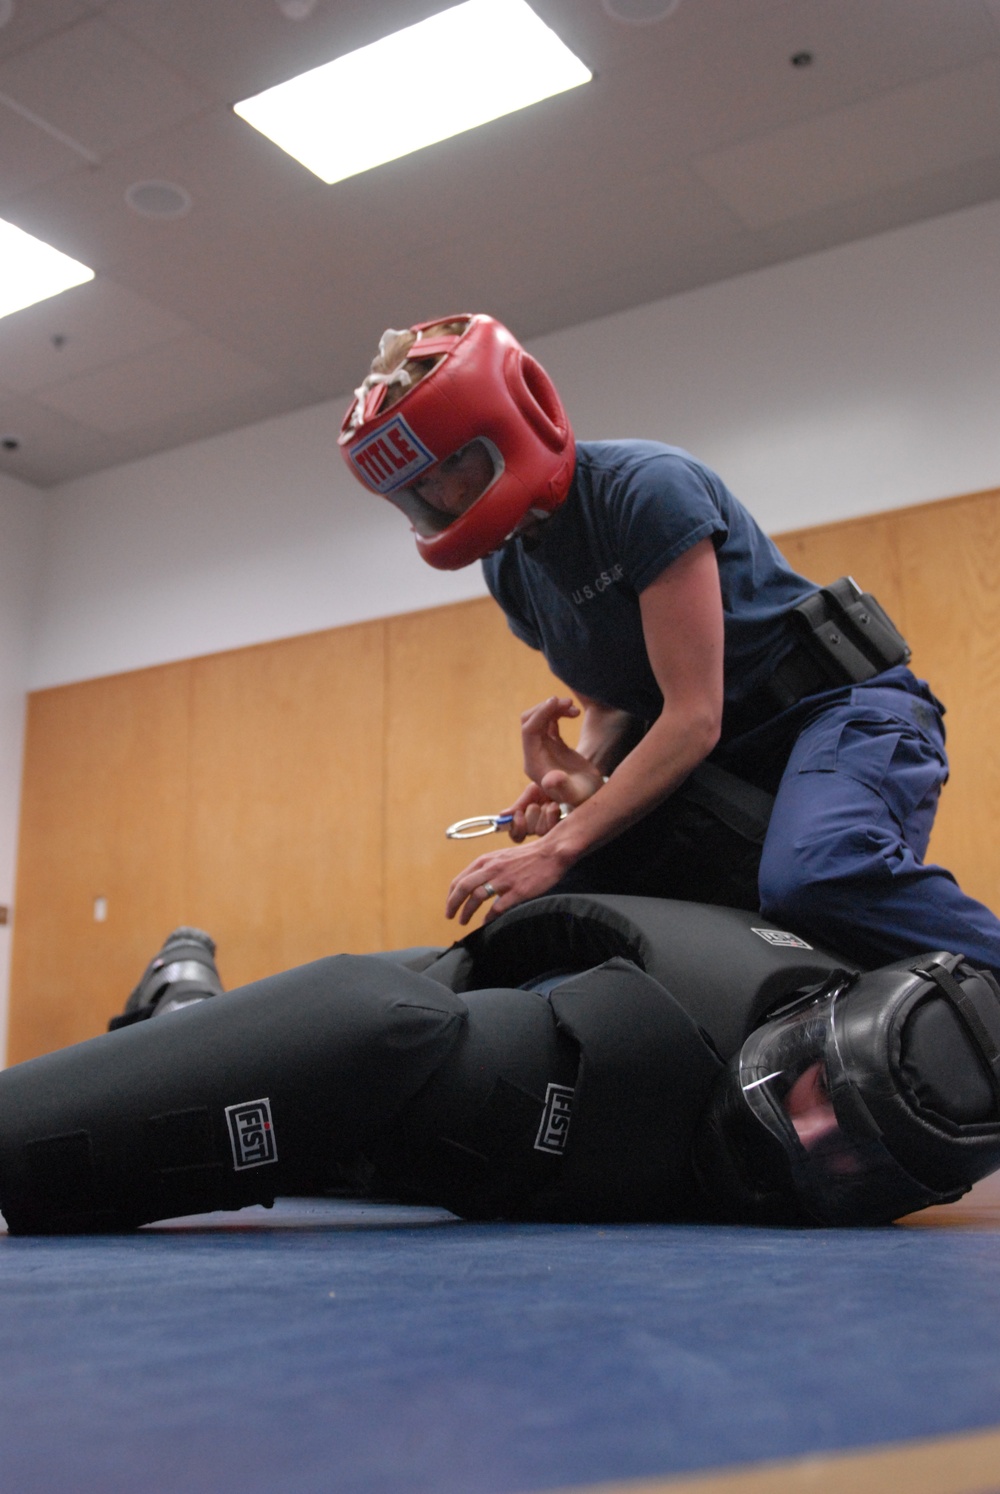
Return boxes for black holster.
[769,577,911,711]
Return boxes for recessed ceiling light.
[234,0,592,185]
[602,0,681,22]
[125,180,193,219]
[0,216,94,322]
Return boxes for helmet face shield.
[736,982,938,1224]
[695,959,1000,1227]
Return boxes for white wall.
[0,473,44,1061]
[536,197,1000,534]
[28,197,1000,692]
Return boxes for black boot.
[108,927,224,1030]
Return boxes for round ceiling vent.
[125,180,193,220]
[602,0,682,22]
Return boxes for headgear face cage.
[338,315,575,570]
[693,954,1000,1226]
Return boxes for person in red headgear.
[340,315,1000,979]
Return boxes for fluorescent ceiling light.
[234,0,592,185]
[0,217,94,321]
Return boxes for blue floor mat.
[2,1186,1000,1494]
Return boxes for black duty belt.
[732,576,912,737]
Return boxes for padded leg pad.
[0,955,465,1233]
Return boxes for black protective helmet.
[108,927,224,1030]
[693,954,1000,1226]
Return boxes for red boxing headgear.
[338,314,575,570]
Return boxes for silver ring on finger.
[482,882,499,898]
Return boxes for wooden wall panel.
[382,597,569,950]
[775,486,1000,911]
[9,625,388,1061]
[8,663,192,1061]
[891,492,1000,909]
[776,511,908,623]
[183,621,387,988]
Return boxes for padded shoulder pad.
[462,894,850,1057]
[527,958,723,1221]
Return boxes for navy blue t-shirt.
[482,441,818,743]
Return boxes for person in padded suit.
[338,316,1000,979]
[3,901,1000,1235]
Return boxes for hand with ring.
[445,835,575,927]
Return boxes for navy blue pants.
[553,671,1000,975]
[757,682,1000,974]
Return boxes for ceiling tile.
[0,16,210,159]
[0,0,101,63]
[85,377,328,471]
[103,0,445,103]
[0,376,322,487]
[0,98,80,200]
[0,105,320,271]
[746,153,1000,270]
[445,160,743,310]
[95,179,399,367]
[608,0,1000,166]
[34,332,276,434]
[0,392,122,486]
[771,0,1000,106]
[534,0,811,80]
[693,58,1000,229]
[0,279,189,393]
